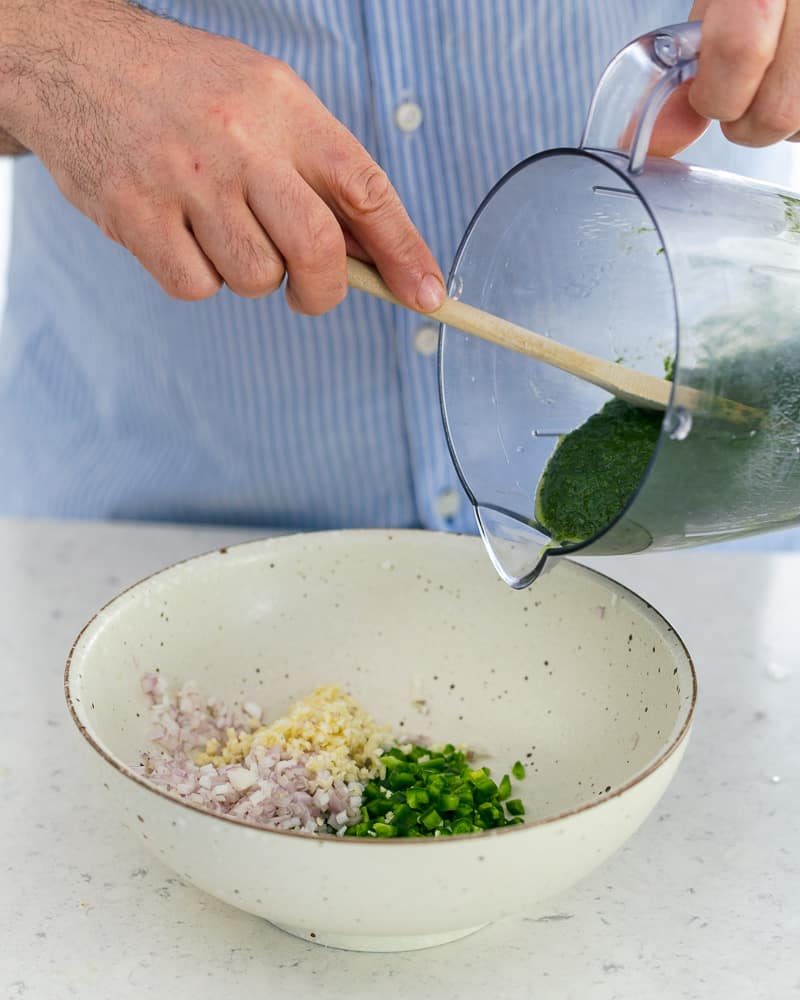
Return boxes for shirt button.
[435,488,461,521]
[413,323,439,356]
[394,100,423,133]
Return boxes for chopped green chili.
[345,742,527,839]
[497,774,512,801]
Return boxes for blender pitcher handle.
[581,21,702,175]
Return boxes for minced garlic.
[193,685,388,784]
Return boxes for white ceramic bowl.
[66,531,695,952]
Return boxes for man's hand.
[652,0,800,155]
[0,0,445,313]
[0,126,26,155]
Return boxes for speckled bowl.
[65,530,695,952]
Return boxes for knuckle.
[216,213,285,296]
[108,197,174,257]
[254,261,285,297]
[720,119,761,147]
[723,95,800,147]
[301,214,344,267]
[689,83,727,120]
[113,193,222,300]
[160,261,220,301]
[391,227,426,266]
[263,57,297,91]
[263,257,287,292]
[285,276,346,316]
[232,253,285,297]
[709,30,771,71]
[754,99,798,138]
[339,161,393,217]
[689,76,749,122]
[747,33,777,68]
[205,96,254,152]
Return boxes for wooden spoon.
[346,257,763,426]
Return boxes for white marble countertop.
[1,517,798,1000]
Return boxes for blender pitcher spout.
[474,506,555,589]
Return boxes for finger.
[723,0,800,146]
[302,133,445,313]
[115,205,223,301]
[342,224,371,263]
[186,188,286,298]
[688,0,712,16]
[247,167,348,315]
[689,0,786,123]
[649,80,710,157]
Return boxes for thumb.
[648,77,710,158]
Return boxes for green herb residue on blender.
[535,398,662,544]
[534,339,800,547]
[534,357,673,544]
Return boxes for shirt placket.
[359,1,474,534]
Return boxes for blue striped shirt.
[1,1,797,548]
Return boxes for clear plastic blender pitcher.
[439,21,800,589]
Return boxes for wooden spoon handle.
[346,257,670,410]
[346,257,763,425]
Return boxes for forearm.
[0,0,442,310]
[0,0,143,156]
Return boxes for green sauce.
[534,342,800,547]
[535,398,661,544]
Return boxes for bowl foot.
[269,921,489,952]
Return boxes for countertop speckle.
[1,518,798,1000]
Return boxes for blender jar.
[439,21,800,588]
